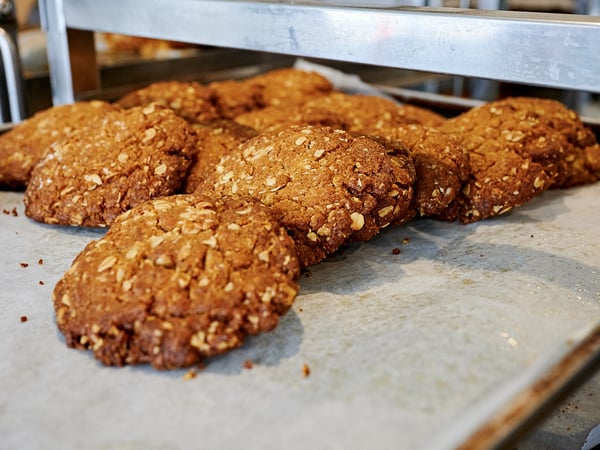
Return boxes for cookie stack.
[1,68,599,369]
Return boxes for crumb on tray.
[302,363,311,378]
[182,368,197,381]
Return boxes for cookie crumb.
[243,359,254,370]
[401,237,410,245]
[39,280,45,285]
[2,209,9,215]
[11,207,17,216]
[302,363,311,378]
[20,262,29,268]
[20,315,28,323]
[392,247,401,255]
[298,307,304,312]
[38,258,44,265]
[182,369,197,380]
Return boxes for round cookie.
[489,97,600,188]
[208,68,333,119]
[249,68,334,107]
[0,101,119,189]
[303,92,446,134]
[116,80,220,124]
[367,124,470,218]
[24,103,196,227]
[196,125,415,267]
[183,119,257,194]
[439,97,570,223]
[208,79,265,119]
[394,104,447,128]
[234,103,345,133]
[53,195,300,369]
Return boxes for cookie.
[53,194,300,369]
[208,68,333,119]
[438,97,572,223]
[0,101,119,190]
[24,103,196,227]
[183,119,257,194]
[234,103,345,133]
[303,92,446,134]
[393,104,447,128]
[366,125,469,218]
[116,80,220,124]
[208,79,265,119]
[249,68,334,107]
[195,125,415,267]
[490,97,600,188]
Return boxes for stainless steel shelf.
[39,0,600,105]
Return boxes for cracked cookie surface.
[0,101,119,189]
[367,124,469,218]
[116,80,220,124]
[303,92,446,133]
[208,68,333,119]
[183,119,258,193]
[24,104,196,227]
[194,125,415,267]
[53,194,300,369]
[439,97,600,223]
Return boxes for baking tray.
[1,178,599,449]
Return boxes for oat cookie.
[195,125,415,267]
[24,104,196,227]
[369,124,469,217]
[116,80,220,124]
[208,79,265,119]
[439,97,575,223]
[491,97,600,188]
[208,68,333,119]
[249,68,334,107]
[234,103,345,133]
[304,92,446,134]
[0,101,119,190]
[53,195,300,369]
[183,119,257,193]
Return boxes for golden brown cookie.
[249,68,334,107]
[183,119,257,194]
[195,125,415,267]
[0,101,119,190]
[402,126,469,218]
[24,104,196,227]
[491,97,600,188]
[368,124,469,218]
[116,80,220,124]
[438,97,589,223]
[393,104,447,128]
[208,68,333,119]
[303,92,446,134]
[234,103,345,133]
[53,194,300,369]
[208,79,265,119]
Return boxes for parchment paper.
[1,181,599,450]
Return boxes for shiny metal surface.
[42,0,600,104]
[0,26,25,122]
[39,0,75,104]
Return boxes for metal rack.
[39,0,600,106]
